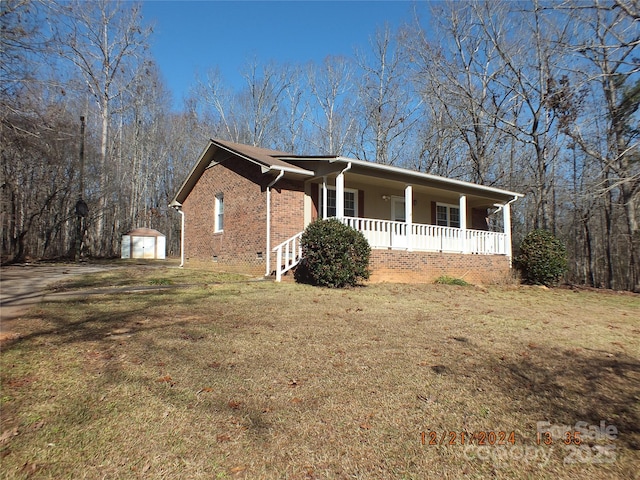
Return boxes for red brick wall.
[368,250,511,284]
[269,179,306,274]
[182,159,268,276]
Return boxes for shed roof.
[125,228,165,237]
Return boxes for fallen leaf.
[230,465,246,473]
[156,375,172,383]
[360,422,372,430]
[216,434,231,442]
[111,328,132,335]
[0,428,19,444]
[30,421,45,431]
[290,397,302,404]
[228,400,242,410]
[21,462,38,474]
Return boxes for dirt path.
[0,263,114,338]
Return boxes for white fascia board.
[275,155,524,200]
[329,156,523,200]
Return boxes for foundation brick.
[368,250,511,284]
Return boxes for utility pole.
[75,116,89,261]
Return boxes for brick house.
[170,139,523,284]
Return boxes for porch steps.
[272,231,304,282]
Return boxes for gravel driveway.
[0,263,114,334]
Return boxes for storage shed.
[121,228,166,259]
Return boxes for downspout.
[492,196,519,219]
[178,208,185,268]
[266,169,285,276]
[171,204,185,268]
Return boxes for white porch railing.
[271,218,507,282]
[272,231,303,282]
[341,216,507,255]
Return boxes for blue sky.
[142,1,423,109]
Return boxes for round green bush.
[515,229,568,286]
[295,218,371,288]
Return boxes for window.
[215,193,224,232]
[320,187,358,218]
[436,203,460,228]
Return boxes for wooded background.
[1,0,638,291]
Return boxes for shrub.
[515,229,568,286]
[434,275,470,286]
[295,218,371,288]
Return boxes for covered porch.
[302,160,518,257]
[273,155,522,282]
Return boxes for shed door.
[142,237,156,258]
[132,236,156,259]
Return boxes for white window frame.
[214,193,224,232]
[436,203,460,228]
[320,186,358,218]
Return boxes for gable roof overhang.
[170,139,523,209]
[278,156,523,204]
[169,139,314,208]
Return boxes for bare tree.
[239,60,292,148]
[0,0,80,262]
[193,67,241,142]
[468,0,572,231]
[195,61,292,149]
[551,0,640,290]
[404,2,510,183]
[280,64,309,153]
[307,56,357,155]
[52,0,151,255]
[356,25,421,165]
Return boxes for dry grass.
[1,265,639,479]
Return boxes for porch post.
[503,201,512,260]
[322,176,328,219]
[336,172,344,219]
[459,194,467,253]
[405,185,413,251]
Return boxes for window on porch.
[321,187,358,218]
[436,203,460,228]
